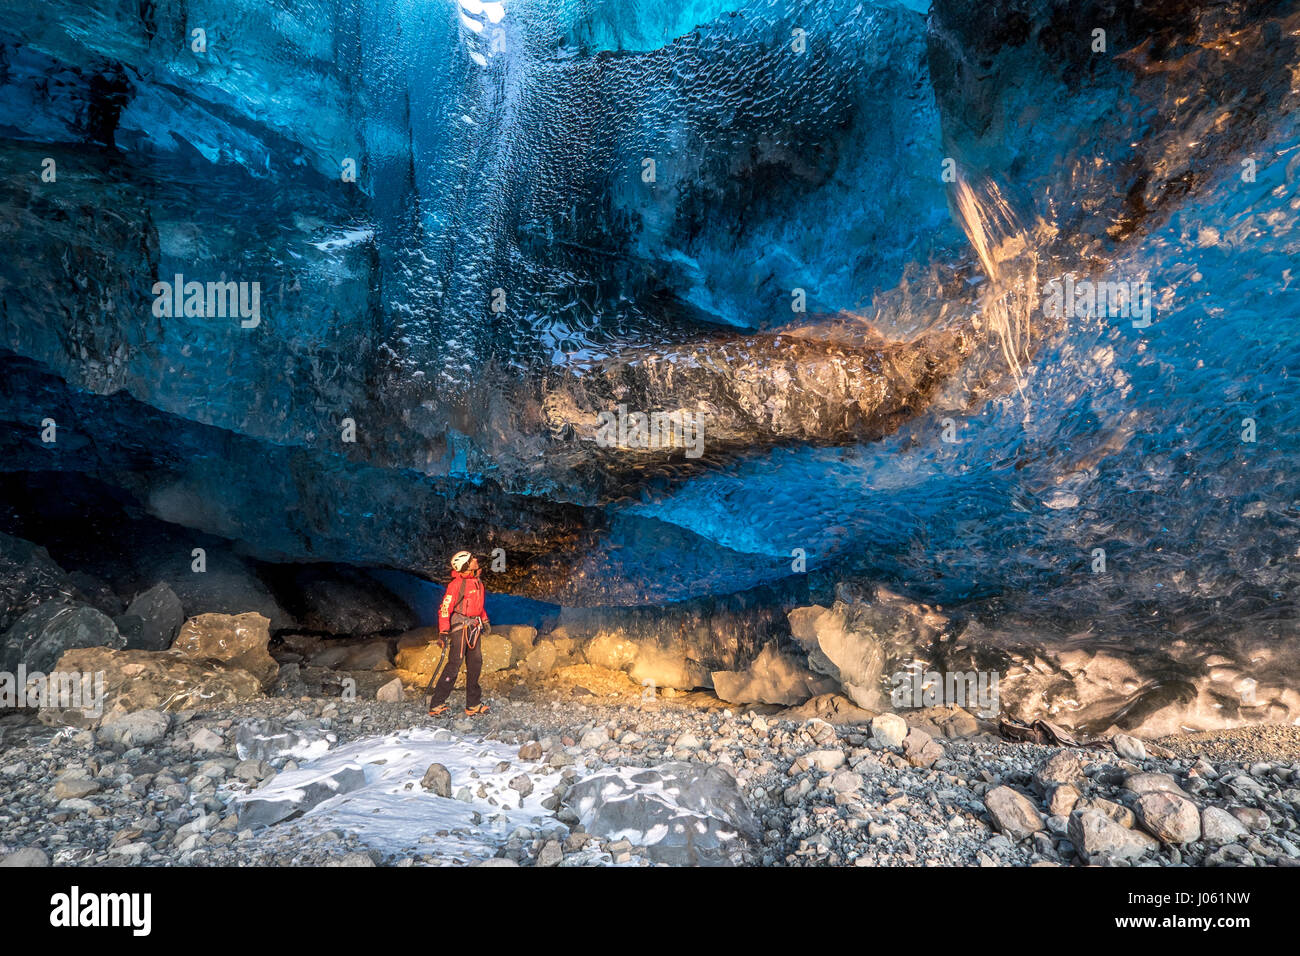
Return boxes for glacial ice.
[1,0,1298,659]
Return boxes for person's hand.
[481,620,491,635]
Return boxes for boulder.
[1033,750,1085,793]
[494,625,537,664]
[0,532,75,632]
[1134,792,1201,844]
[420,763,452,797]
[1046,784,1080,817]
[171,612,278,687]
[564,762,760,866]
[582,632,639,671]
[98,709,170,747]
[1122,772,1188,797]
[777,693,876,725]
[235,763,367,828]
[629,646,710,691]
[135,550,292,630]
[984,786,1044,840]
[1112,733,1147,760]
[65,572,125,617]
[711,642,837,706]
[275,566,415,636]
[1200,807,1249,845]
[376,677,404,702]
[1075,796,1135,828]
[39,646,262,728]
[234,718,333,762]
[118,582,184,651]
[870,713,909,748]
[521,641,559,680]
[0,847,50,867]
[394,630,512,683]
[902,727,944,768]
[308,639,393,671]
[1,601,124,674]
[1068,809,1158,864]
[786,603,885,709]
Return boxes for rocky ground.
[1,666,1298,868]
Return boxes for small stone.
[518,742,543,761]
[579,728,608,749]
[1122,772,1187,797]
[537,840,563,867]
[509,774,534,798]
[52,775,100,800]
[420,763,452,798]
[1112,734,1147,760]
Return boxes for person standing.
[426,550,491,717]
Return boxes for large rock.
[494,625,537,664]
[870,712,909,748]
[629,646,711,691]
[98,709,171,747]
[1068,808,1159,864]
[564,762,759,866]
[0,532,75,632]
[171,612,278,687]
[235,763,367,828]
[1134,792,1201,845]
[1033,750,1085,793]
[273,566,415,636]
[786,603,886,709]
[40,646,263,727]
[0,847,50,867]
[984,786,1044,840]
[582,631,640,671]
[711,642,836,705]
[134,550,292,631]
[1,601,125,674]
[1122,772,1188,797]
[777,693,876,725]
[116,582,184,651]
[1200,807,1249,846]
[234,718,334,762]
[394,629,512,683]
[307,639,393,671]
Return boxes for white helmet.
[450,550,473,572]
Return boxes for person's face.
[469,556,480,573]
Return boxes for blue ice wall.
[1,0,1297,629]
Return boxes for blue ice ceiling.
[0,0,1297,628]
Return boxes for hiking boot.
[427,704,450,717]
[464,703,490,717]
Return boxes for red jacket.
[438,571,488,633]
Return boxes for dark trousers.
[428,623,482,708]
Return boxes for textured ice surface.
[1,0,1298,650]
